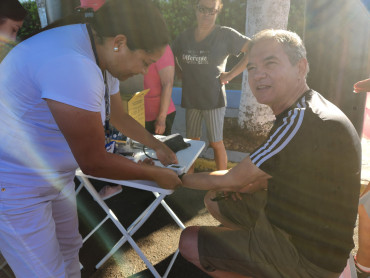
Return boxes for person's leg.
[356,183,370,273]
[0,183,69,277]
[186,108,203,140]
[204,190,243,229]
[180,191,266,277]
[204,107,227,170]
[178,227,205,272]
[209,141,228,170]
[186,108,203,173]
[53,182,83,278]
[184,197,338,278]
[179,226,252,278]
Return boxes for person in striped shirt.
[179,29,361,278]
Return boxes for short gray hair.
[248,29,309,76]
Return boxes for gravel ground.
[77,182,217,278]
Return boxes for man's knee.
[179,226,200,261]
[209,140,225,150]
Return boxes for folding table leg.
[153,192,186,230]
[0,261,7,270]
[75,181,84,195]
[0,251,7,270]
[83,215,110,243]
[77,176,162,278]
[95,194,166,270]
[151,192,187,277]
[162,249,180,278]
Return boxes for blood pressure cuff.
[159,133,190,153]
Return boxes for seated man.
[179,29,361,278]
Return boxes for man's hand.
[238,179,268,194]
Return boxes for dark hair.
[0,0,27,23]
[39,0,170,52]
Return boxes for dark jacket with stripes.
[250,90,361,273]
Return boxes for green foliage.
[155,0,305,43]
[288,0,306,38]
[154,0,246,41]
[15,0,305,44]
[217,0,246,34]
[17,1,41,40]
[154,0,196,41]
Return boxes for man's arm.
[155,65,175,135]
[109,92,178,165]
[182,155,271,193]
[219,40,250,85]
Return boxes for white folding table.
[75,139,205,278]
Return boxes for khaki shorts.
[198,191,340,278]
[185,107,225,142]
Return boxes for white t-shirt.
[0,24,119,188]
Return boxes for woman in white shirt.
[0,0,180,277]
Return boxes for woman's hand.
[154,117,166,135]
[140,163,182,189]
[154,142,178,166]
[156,168,182,189]
[138,158,155,166]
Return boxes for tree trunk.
[35,0,48,28]
[238,0,290,136]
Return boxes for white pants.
[0,181,82,277]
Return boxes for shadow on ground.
[78,179,214,278]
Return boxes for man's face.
[0,18,23,41]
[247,40,302,110]
[195,0,220,28]
[108,45,165,81]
